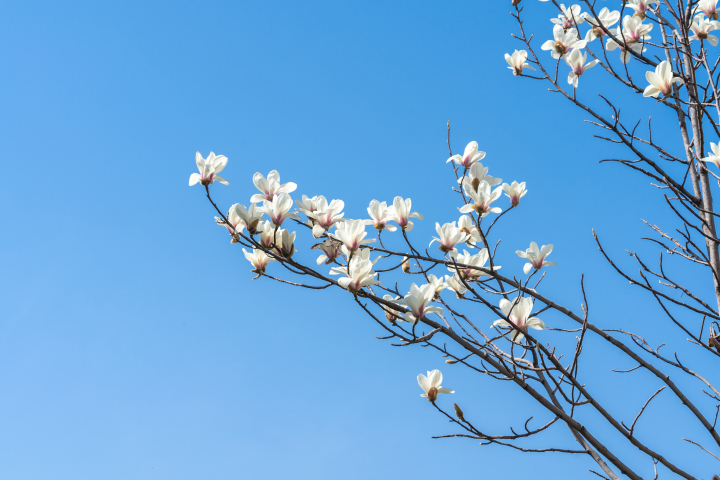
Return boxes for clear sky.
[2,0,719,478]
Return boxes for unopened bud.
[511,0,521,5]
[454,403,465,422]
[445,359,456,364]
[402,256,411,273]
[427,386,438,403]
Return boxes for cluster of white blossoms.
[506,2,720,94]
[189,137,561,398]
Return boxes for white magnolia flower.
[701,142,720,168]
[256,221,275,248]
[564,49,598,87]
[382,294,404,323]
[450,249,500,280]
[459,181,503,217]
[457,215,482,246]
[364,200,397,232]
[627,0,655,20]
[459,162,502,190]
[391,197,423,231]
[582,8,620,42]
[397,283,443,323]
[242,248,275,274]
[220,203,263,235]
[550,4,585,30]
[491,297,546,343]
[259,193,300,227]
[505,50,535,76]
[699,0,719,20]
[541,25,587,60]
[447,141,486,168]
[332,219,376,253]
[417,369,454,402]
[516,241,558,274]
[690,14,720,45]
[189,152,229,187]
[329,256,380,293]
[307,198,345,238]
[276,229,296,258]
[250,170,297,203]
[312,239,342,265]
[427,274,447,296]
[295,195,325,217]
[444,274,467,298]
[430,222,470,257]
[606,17,651,63]
[643,61,684,98]
[502,181,528,206]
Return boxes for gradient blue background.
[2,0,719,478]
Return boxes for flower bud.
[454,403,465,422]
[427,386,438,403]
[445,359,456,364]
[402,256,411,273]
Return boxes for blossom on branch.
[417,369,454,402]
[430,222,470,257]
[306,198,345,238]
[312,239,342,265]
[502,181,527,206]
[242,248,275,274]
[627,0,654,20]
[505,50,535,76]
[582,8,620,42]
[606,16,652,63]
[427,274,447,296]
[398,283,443,323]
[329,256,380,293]
[382,294,404,323]
[189,152,229,187]
[250,170,297,203]
[391,197,423,231]
[459,181,502,217]
[447,141,486,168]
[459,162,502,191]
[332,219,376,254]
[449,249,500,280]
[550,4,585,30]
[364,199,397,232]
[689,14,720,45]
[643,61,684,98]
[516,241,557,274]
[541,25,586,60]
[219,203,263,235]
[699,0,719,20]
[564,49,598,87]
[444,274,467,298]
[259,193,300,227]
[491,296,546,343]
[458,215,482,246]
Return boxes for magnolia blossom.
[449,249,500,280]
[582,8,620,42]
[457,215,482,246]
[502,181,527,206]
[304,198,345,238]
[606,17,651,63]
[259,193,300,227]
[426,274,447,296]
[256,221,275,248]
[701,142,720,168]
[689,14,720,45]
[382,294,404,323]
[516,242,558,274]
[430,222,470,257]
[332,219,376,253]
[447,141,486,168]
[459,181,503,217]
[295,195,325,217]
[397,283,443,323]
[491,297,546,343]
[564,49,598,87]
[550,4,585,30]
[312,239,342,265]
[364,199,397,232]
[276,229,296,258]
[242,248,275,274]
[541,25,587,60]
[250,171,297,203]
[505,50,535,76]
[459,162,502,190]
[699,0,719,20]
[329,256,380,293]
[417,370,454,402]
[627,0,655,20]
[220,203,263,235]
[643,61,684,98]
[189,152,229,187]
[391,196,423,231]
[444,274,467,298]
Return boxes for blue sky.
[2,0,719,478]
